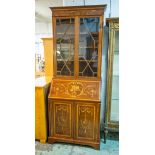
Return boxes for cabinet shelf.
[80,32,99,35]
[79,60,97,62]
[57,60,74,61]
[57,60,97,62]
[79,47,98,49]
[57,23,74,25]
[80,21,99,24]
[57,32,99,35]
[57,33,74,35]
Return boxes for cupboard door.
[78,17,100,77]
[75,102,100,141]
[51,101,73,138]
[56,18,75,76]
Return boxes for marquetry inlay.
[68,82,83,97]
[54,103,72,137]
[76,104,95,139]
[49,79,100,101]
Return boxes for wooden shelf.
[79,60,97,62]
[57,60,97,62]
[79,47,98,49]
[80,32,99,35]
[56,20,74,25]
[57,60,74,61]
[57,32,99,35]
[57,33,74,35]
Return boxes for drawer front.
[75,102,100,141]
[49,101,73,138]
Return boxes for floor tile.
[35,139,119,155]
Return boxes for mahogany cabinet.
[48,5,107,149]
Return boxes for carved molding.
[110,23,119,30]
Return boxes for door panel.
[78,17,99,77]
[52,101,73,138]
[75,102,99,141]
[56,18,75,76]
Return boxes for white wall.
[35,22,52,36]
[35,0,63,56]
[35,22,52,57]
[63,0,119,19]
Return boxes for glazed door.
[53,16,103,78]
[55,18,75,76]
[50,101,73,138]
[106,19,119,130]
[78,17,100,77]
[110,30,119,122]
[75,102,100,141]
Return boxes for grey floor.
[35,136,119,155]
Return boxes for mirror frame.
[105,18,119,131]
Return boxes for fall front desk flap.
[48,79,101,101]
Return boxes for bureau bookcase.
[48,5,107,149]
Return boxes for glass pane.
[110,31,119,121]
[56,18,75,76]
[79,17,99,77]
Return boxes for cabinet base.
[40,139,46,144]
[48,137,100,150]
[35,139,46,144]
